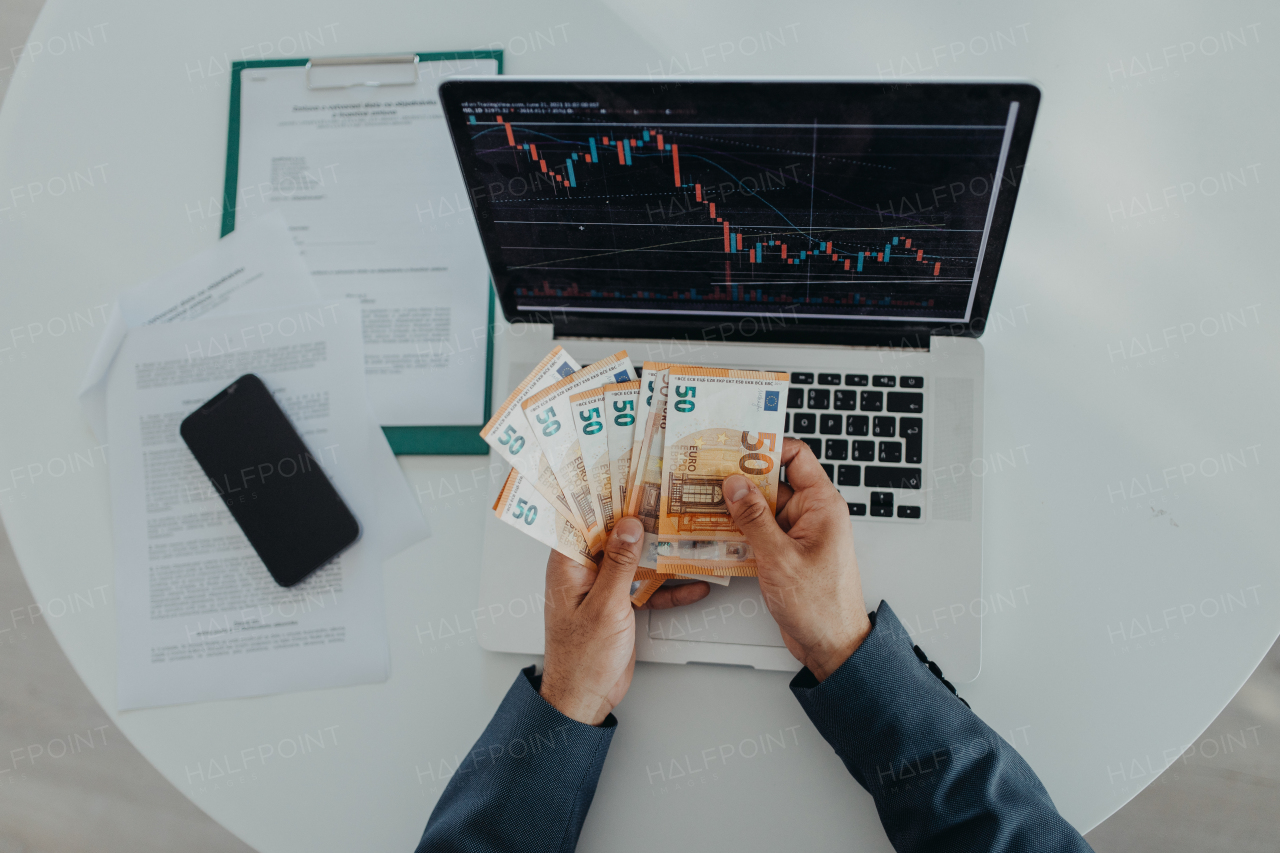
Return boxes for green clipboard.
[219,50,503,455]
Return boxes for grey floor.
[2,6,1279,853]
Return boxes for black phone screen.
[180,373,360,587]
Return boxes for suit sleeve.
[415,665,614,853]
[790,602,1093,853]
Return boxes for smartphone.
[180,373,360,587]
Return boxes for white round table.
[2,1,1276,850]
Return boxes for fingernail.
[724,474,750,503]
[615,516,642,544]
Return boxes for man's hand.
[540,516,711,725]
[722,438,871,682]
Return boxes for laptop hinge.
[551,318,932,351]
[554,334,931,355]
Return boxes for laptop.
[440,78,1039,683]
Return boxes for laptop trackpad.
[647,579,787,648]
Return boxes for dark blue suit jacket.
[415,602,1092,852]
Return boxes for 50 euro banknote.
[656,367,790,577]
[493,470,599,568]
[619,365,730,587]
[495,468,666,589]
[623,364,671,569]
[480,346,581,524]
[495,467,667,605]
[602,380,640,529]
[569,387,616,535]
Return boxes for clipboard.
[220,50,503,456]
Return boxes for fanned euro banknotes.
[521,352,635,554]
[484,350,788,607]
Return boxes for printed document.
[107,301,428,709]
[231,57,498,425]
[80,213,319,442]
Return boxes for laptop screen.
[440,80,1038,336]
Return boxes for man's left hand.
[540,516,711,725]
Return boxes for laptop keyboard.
[783,371,924,521]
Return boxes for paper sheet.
[231,58,499,426]
[79,213,319,442]
[106,301,428,709]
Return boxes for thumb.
[723,474,791,561]
[586,516,645,608]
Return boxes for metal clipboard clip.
[304,54,420,90]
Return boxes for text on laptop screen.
[451,83,1022,324]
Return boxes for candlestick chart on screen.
[458,104,1011,321]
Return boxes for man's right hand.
[722,438,871,681]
